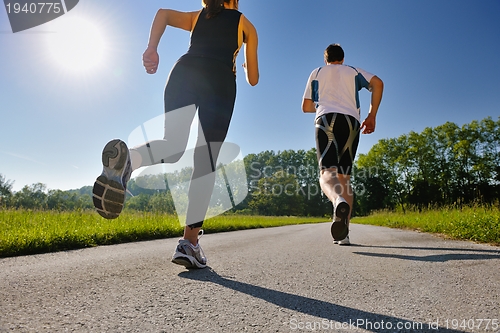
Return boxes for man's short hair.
[324,44,344,63]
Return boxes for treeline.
[0,149,332,217]
[1,116,498,217]
[120,148,332,217]
[352,117,500,214]
[0,181,93,211]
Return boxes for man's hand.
[143,47,159,74]
[360,114,376,134]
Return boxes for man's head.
[324,44,344,64]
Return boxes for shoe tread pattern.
[93,139,129,220]
[331,201,349,241]
[102,139,127,171]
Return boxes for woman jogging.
[92,0,259,269]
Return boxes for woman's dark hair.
[204,0,232,18]
[324,44,344,63]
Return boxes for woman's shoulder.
[240,13,257,32]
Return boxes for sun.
[46,17,106,72]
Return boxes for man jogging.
[302,44,383,245]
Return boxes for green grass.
[352,205,500,246]
[0,209,326,258]
[2,205,499,258]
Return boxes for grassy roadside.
[0,209,326,258]
[352,205,500,246]
[1,205,499,258]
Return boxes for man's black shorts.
[315,113,360,175]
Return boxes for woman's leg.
[128,104,197,171]
[183,140,224,245]
[184,60,236,238]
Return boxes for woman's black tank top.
[184,8,242,74]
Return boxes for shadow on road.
[179,268,467,333]
[349,244,500,262]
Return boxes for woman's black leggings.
[164,56,237,228]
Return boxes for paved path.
[1,223,499,332]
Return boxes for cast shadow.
[179,268,466,333]
[349,244,500,262]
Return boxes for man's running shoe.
[92,139,132,219]
[172,238,207,269]
[331,196,349,241]
[334,235,351,246]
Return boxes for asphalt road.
[1,223,499,333]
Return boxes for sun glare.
[46,17,106,72]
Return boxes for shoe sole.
[92,139,129,219]
[334,236,351,245]
[172,255,207,269]
[172,257,195,268]
[337,239,351,246]
[331,201,349,241]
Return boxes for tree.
[243,149,330,216]
[46,189,92,210]
[11,183,48,209]
[353,116,500,215]
[433,121,460,205]
[149,192,176,214]
[0,174,14,207]
[249,170,305,216]
[126,193,152,211]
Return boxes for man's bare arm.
[361,76,384,134]
[302,98,316,113]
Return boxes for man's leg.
[319,168,353,218]
[320,168,350,241]
[316,113,359,241]
[319,167,343,204]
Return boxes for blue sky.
[1,0,499,192]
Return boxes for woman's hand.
[143,46,159,74]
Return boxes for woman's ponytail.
[204,0,230,18]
